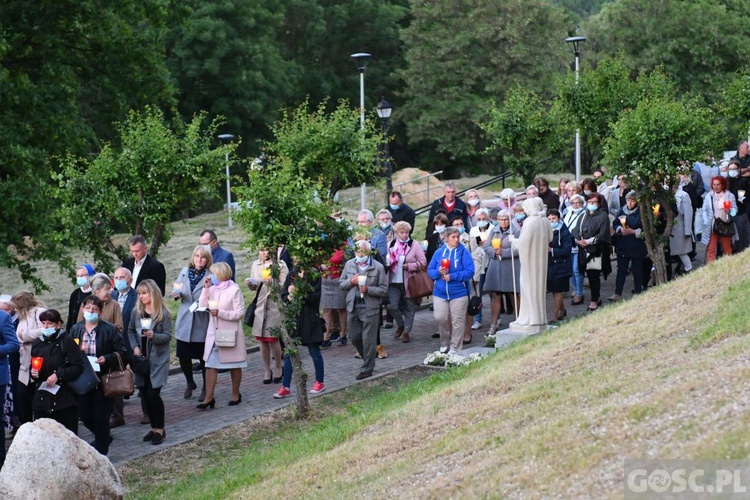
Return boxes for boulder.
[0,419,123,500]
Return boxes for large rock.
[0,419,123,499]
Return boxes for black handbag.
[67,349,100,395]
[131,354,150,377]
[244,283,262,327]
[713,217,734,237]
[466,282,482,316]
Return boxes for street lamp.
[351,52,371,210]
[376,97,393,206]
[565,36,586,182]
[217,133,235,228]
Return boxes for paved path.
[11,248,707,465]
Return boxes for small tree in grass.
[603,95,720,285]
[234,100,382,415]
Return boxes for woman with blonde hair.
[198,262,247,408]
[128,279,172,445]
[12,290,46,425]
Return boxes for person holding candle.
[563,194,587,305]
[29,309,83,434]
[198,262,247,409]
[546,209,572,322]
[173,245,213,400]
[12,290,46,426]
[428,227,475,354]
[572,192,612,312]
[128,279,172,445]
[702,175,738,262]
[468,208,492,332]
[609,191,647,301]
[248,249,289,385]
[726,159,750,254]
[483,210,520,333]
[69,295,129,456]
[385,221,427,344]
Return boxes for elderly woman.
[572,193,611,312]
[671,183,695,275]
[69,295,129,456]
[563,194,587,305]
[198,262,247,408]
[428,227,475,354]
[12,290,46,425]
[483,210,520,333]
[66,263,95,332]
[173,245,212,400]
[248,250,289,384]
[465,189,482,228]
[77,273,123,333]
[609,191,648,301]
[702,175,738,262]
[29,309,83,434]
[563,182,582,216]
[386,221,427,344]
[468,208,492,331]
[129,279,172,445]
[547,209,572,322]
[498,188,517,211]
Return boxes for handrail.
[413,171,514,216]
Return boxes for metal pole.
[575,53,581,183]
[225,151,232,228]
[384,133,392,206]
[359,71,366,211]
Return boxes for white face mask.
[729,170,739,178]
[434,225,446,234]
[467,199,480,207]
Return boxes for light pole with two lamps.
[376,97,393,207]
[217,133,235,228]
[565,36,586,182]
[351,52,371,210]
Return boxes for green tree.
[263,99,384,198]
[603,96,720,284]
[399,0,571,175]
[53,107,233,271]
[480,86,571,186]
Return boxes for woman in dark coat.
[572,192,611,312]
[29,309,83,434]
[610,191,648,300]
[274,268,325,399]
[546,209,572,322]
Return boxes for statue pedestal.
[505,321,546,336]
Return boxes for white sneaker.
[471,320,481,330]
[439,346,449,354]
[487,324,498,335]
[448,350,457,356]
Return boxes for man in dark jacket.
[0,309,21,469]
[388,191,416,235]
[425,182,468,239]
[122,235,166,296]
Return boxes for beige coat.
[510,210,553,329]
[199,281,247,363]
[250,259,289,339]
[17,306,46,385]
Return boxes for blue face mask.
[355,255,369,264]
[550,221,562,231]
[210,275,221,286]
[515,213,526,221]
[398,237,409,243]
[41,327,57,338]
[587,203,598,212]
[477,220,489,229]
[389,203,400,211]
[457,227,465,234]
[83,312,99,323]
[114,279,128,291]
[76,277,89,287]
[583,189,592,196]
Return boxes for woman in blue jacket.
[428,227,475,354]
[547,209,572,322]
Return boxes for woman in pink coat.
[197,262,247,409]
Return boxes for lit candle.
[652,203,660,215]
[173,282,182,291]
[141,318,152,330]
[491,237,501,249]
[723,200,731,211]
[208,300,218,310]
[619,216,627,228]
[357,275,367,299]
[738,190,746,199]
[261,268,272,280]
[31,357,43,372]
[440,258,450,269]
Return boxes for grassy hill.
[120,247,750,498]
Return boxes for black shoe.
[383,323,394,329]
[192,362,202,373]
[320,340,332,348]
[151,430,166,445]
[329,331,340,341]
[431,333,440,338]
[263,371,273,384]
[337,336,348,346]
[356,371,373,380]
[196,399,216,410]
[183,381,197,399]
[228,393,242,406]
[143,431,155,442]
[273,370,283,384]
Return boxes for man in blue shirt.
[200,229,236,280]
[0,309,21,469]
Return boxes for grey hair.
[90,273,113,293]
[375,209,392,220]
[569,194,586,204]
[444,181,457,191]
[115,267,132,279]
[525,185,539,196]
[355,240,372,252]
[476,208,490,218]
[357,209,375,222]
[444,226,460,237]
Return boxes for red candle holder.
[31,356,43,372]
[440,258,450,269]
[723,200,731,211]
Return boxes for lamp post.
[565,36,586,182]
[376,97,393,206]
[217,133,235,228]
[351,52,371,210]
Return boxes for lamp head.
[565,36,586,56]
[376,97,393,121]
[351,52,372,72]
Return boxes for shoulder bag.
[101,351,135,397]
[466,281,482,316]
[243,283,262,327]
[406,264,434,299]
[214,288,238,348]
[713,217,734,237]
[130,337,150,378]
[67,349,100,396]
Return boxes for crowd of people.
[1,142,747,466]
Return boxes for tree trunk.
[640,194,675,286]
[150,224,165,258]
[135,186,144,236]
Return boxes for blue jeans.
[283,345,324,389]
[571,252,584,297]
[0,383,5,468]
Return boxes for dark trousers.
[34,405,79,435]
[586,270,602,302]
[79,386,114,455]
[16,381,34,425]
[283,345,324,388]
[179,356,205,391]
[0,384,5,469]
[8,353,19,420]
[141,378,164,429]
[615,255,644,295]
